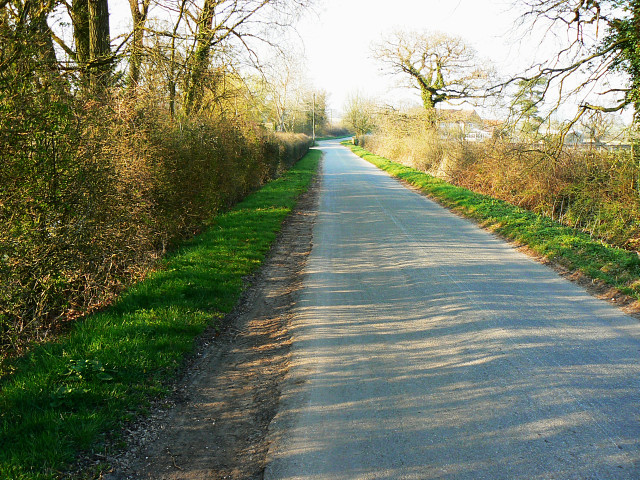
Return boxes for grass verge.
[343,141,640,300]
[0,149,321,480]
[313,136,352,144]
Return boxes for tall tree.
[127,0,151,92]
[303,90,327,135]
[182,0,217,115]
[603,0,640,118]
[70,0,112,91]
[511,77,548,139]
[71,0,90,70]
[260,53,301,131]
[1,0,64,94]
[182,0,311,117]
[88,0,111,89]
[579,110,614,145]
[372,30,495,119]
[343,93,377,137]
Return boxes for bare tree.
[579,110,614,145]
[181,0,311,116]
[372,30,495,118]
[259,52,303,131]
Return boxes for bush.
[321,125,353,137]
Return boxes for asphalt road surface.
[264,139,640,479]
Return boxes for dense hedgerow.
[0,89,311,358]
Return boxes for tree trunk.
[128,0,150,93]
[631,1,640,195]
[421,87,435,110]
[633,0,640,121]
[183,0,215,116]
[88,0,111,90]
[31,5,60,79]
[72,0,111,92]
[169,77,177,117]
[71,0,90,84]
[69,0,113,93]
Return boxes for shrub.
[321,125,353,137]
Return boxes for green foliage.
[295,91,328,136]
[343,93,377,137]
[345,141,640,299]
[0,149,320,479]
[511,77,547,139]
[602,0,640,118]
[512,1,639,121]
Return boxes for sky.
[294,0,524,117]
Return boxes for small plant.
[63,359,114,382]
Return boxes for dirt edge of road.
[98,159,322,480]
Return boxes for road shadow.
[265,152,640,480]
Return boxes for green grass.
[343,141,640,299]
[0,149,321,480]
[313,135,352,143]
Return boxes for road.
[263,139,640,479]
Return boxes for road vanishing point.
[263,139,640,479]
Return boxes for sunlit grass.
[0,149,321,480]
[344,141,640,299]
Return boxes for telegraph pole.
[312,92,316,143]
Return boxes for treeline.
[0,0,314,356]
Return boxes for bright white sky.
[295,0,524,117]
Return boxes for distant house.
[483,119,506,138]
[603,140,632,151]
[465,128,492,142]
[437,109,483,131]
[436,109,493,141]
